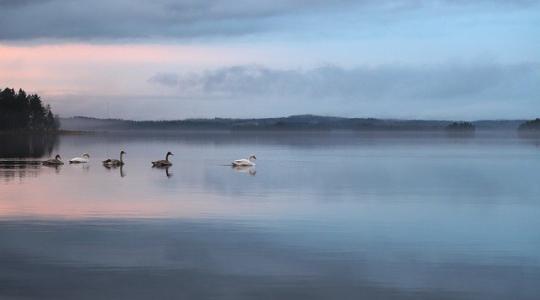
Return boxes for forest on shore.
[518,118,540,131]
[2,86,537,133]
[0,88,59,132]
[60,115,529,132]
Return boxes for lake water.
[0,131,539,299]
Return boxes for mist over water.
[1,132,539,299]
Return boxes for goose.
[152,152,173,167]
[69,153,90,164]
[103,151,125,167]
[232,155,256,167]
[43,154,64,165]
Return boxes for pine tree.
[0,87,59,131]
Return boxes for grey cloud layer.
[150,63,540,103]
[51,62,539,120]
[0,0,537,40]
[0,0,352,40]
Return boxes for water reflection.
[518,131,540,147]
[0,160,42,182]
[446,130,476,138]
[70,162,90,172]
[232,165,257,176]
[42,163,62,173]
[153,165,173,178]
[0,133,58,158]
[0,219,538,300]
[103,164,125,177]
[0,132,539,300]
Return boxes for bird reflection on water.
[152,165,173,178]
[104,164,125,178]
[232,165,256,176]
[42,163,62,174]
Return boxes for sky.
[0,0,539,120]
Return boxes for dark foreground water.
[0,132,539,299]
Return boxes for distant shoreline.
[59,115,530,132]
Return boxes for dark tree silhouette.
[0,88,59,131]
[446,122,475,132]
[518,118,540,131]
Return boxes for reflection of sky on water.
[1,218,539,300]
[1,133,539,219]
[0,133,539,299]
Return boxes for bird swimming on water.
[69,153,90,164]
[103,151,125,167]
[152,152,173,167]
[232,155,256,167]
[43,154,64,165]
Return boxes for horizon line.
[61,114,533,123]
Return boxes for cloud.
[142,62,540,119]
[148,73,179,87]
[0,0,537,41]
[150,63,540,103]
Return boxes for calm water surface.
[0,132,539,299]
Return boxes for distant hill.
[59,115,526,132]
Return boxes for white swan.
[232,155,256,167]
[69,153,90,164]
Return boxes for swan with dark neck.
[103,151,125,166]
[152,152,173,167]
[43,154,64,165]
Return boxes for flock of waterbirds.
[42,151,257,169]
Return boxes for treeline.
[0,88,59,131]
[62,115,526,132]
[61,115,536,132]
[518,118,540,131]
[446,122,475,132]
[62,115,455,131]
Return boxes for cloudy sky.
[1,0,539,120]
